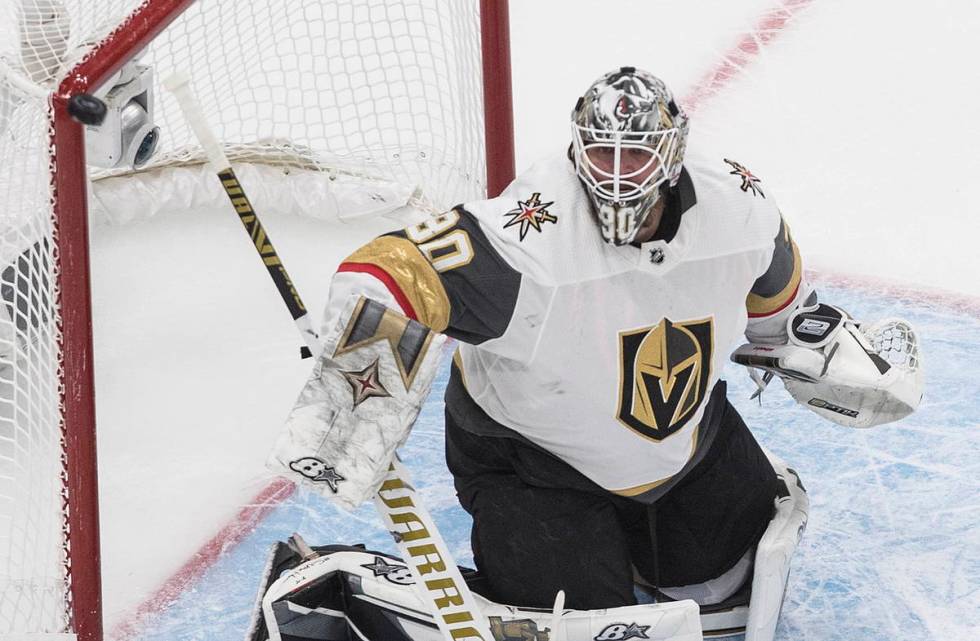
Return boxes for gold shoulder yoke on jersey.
[344,236,451,332]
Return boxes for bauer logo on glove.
[731,303,924,428]
[267,295,446,510]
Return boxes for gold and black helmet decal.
[616,317,713,440]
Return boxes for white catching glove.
[731,303,923,428]
[267,295,446,509]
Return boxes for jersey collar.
[634,167,698,274]
[649,167,697,243]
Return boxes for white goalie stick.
[374,459,496,641]
[164,72,321,359]
[164,73,495,641]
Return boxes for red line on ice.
[108,478,296,640]
[681,0,816,113]
[808,270,980,319]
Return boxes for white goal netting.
[0,0,489,635]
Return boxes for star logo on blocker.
[723,158,765,198]
[503,192,557,240]
[340,358,391,408]
[316,466,345,493]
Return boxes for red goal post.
[0,0,513,639]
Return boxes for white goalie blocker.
[267,295,447,510]
[732,303,924,428]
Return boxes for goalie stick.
[163,72,320,359]
[372,458,496,641]
[164,73,495,641]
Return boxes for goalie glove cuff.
[267,295,446,510]
[787,303,847,350]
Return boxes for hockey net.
[0,0,509,638]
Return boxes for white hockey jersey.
[324,146,809,500]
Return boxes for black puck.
[67,93,108,126]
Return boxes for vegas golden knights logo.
[335,297,435,390]
[617,317,713,441]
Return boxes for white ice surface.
[91,207,396,626]
[88,0,979,638]
[511,0,980,297]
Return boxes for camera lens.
[133,126,160,168]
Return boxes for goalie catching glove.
[267,295,446,509]
[732,303,923,428]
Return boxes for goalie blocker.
[732,303,923,428]
[268,295,446,509]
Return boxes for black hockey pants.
[444,369,779,611]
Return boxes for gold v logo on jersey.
[335,297,435,391]
[616,317,713,440]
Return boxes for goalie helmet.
[571,67,689,245]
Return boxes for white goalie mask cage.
[571,67,689,245]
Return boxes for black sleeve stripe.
[751,217,800,298]
[385,207,522,345]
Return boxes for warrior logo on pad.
[616,317,713,440]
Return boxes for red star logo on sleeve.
[340,358,391,408]
[503,192,557,240]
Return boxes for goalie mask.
[571,67,689,245]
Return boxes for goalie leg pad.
[267,295,446,510]
[657,545,754,606]
[255,544,705,641]
[744,450,809,641]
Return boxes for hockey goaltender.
[257,68,924,641]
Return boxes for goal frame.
[49,1,514,639]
